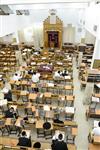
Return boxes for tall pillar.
[78,43,86,67]
[91,38,100,69]
[18,30,25,44]
[15,31,19,44]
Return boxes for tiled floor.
[73,57,90,150]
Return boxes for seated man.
[61,70,69,77]
[5,107,17,118]
[31,71,40,83]
[51,133,68,150]
[31,71,40,92]
[48,61,53,65]
[2,87,12,101]
[17,131,32,147]
[33,142,41,149]
[28,69,33,75]
[53,71,61,78]
[88,121,100,142]
[12,73,22,81]
[4,90,12,101]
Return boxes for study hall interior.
[0,0,100,150]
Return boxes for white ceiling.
[0,0,98,15]
[0,0,95,5]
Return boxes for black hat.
[33,142,41,148]
[43,122,51,130]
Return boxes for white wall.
[85,4,100,38]
[85,30,96,44]
[84,3,100,68]
[63,25,75,43]
[0,32,18,44]
[0,14,34,37]
[0,8,86,44]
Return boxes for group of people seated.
[53,69,69,78]
[1,58,70,150]
[12,69,40,83]
[4,105,68,150]
[11,69,40,93]
[17,131,68,150]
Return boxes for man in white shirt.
[12,73,22,81]
[53,71,61,78]
[32,72,40,83]
[89,121,100,142]
[31,72,40,92]
[91,121,100,136]
[52,131,65,141]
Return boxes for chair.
[44,129,53,139]
[43,122,53,139]
[66,127,77,144]
[25,108,33,117]
[0,120,9,136]
[8,124,18,135]
[37,128,45,138]
[66,134,75,144]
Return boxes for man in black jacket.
[4,90,12,101]
[5,107,16,118]
[51,134,68,150]
[17,131,32,147]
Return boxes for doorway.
[47,31,59,48]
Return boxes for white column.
[78,52,83,67]
[15,31,19,44]
[91,38,100,69]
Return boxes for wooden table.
[64,121,77,127]
[15,81,21,86]
[87,109,100,119]
[5,118,12,126]
[28,93,38,101]
[66,95,75,101]
[20,90,29,96]
[31,83,36,88]
[36,120,53,130]
[25,103,36,112]
[95,110,100,115]
[9,80,15,85]
[44,92,52,98]
[21,80,28,86]
[88,143,100,150]
[67,144,76,150]
[65,85,73,90]
[66,95,75,106]
[94,93,100,98]
[45,111,54,119]
[36,120,44,129]
[93,135,100,144]
[15,117,23,127]
[72,127,78,136]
